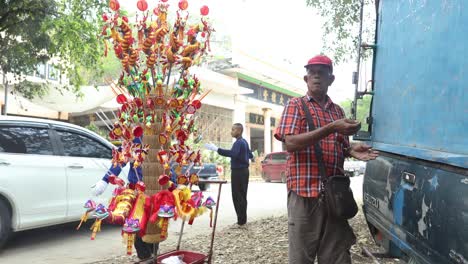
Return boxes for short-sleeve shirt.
[274,94,350,198]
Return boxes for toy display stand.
[156,179,227,264]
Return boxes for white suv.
[0,116,123,249]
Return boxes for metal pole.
[352,0,365,120]
[176,219,186,251]
[362,247,381,264]
[99,108,115,127]
[3,73,8,116]
[95,111,112,131]
[207,182,223,264]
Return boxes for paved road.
[0,177,364,264]
[0,182,287,264]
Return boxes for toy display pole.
[176,219,186,251]
[206,180,226,264]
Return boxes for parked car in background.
[0,116,123,249]
[261,151,288,183]
[344,160,366,177]
[182,163,219,191]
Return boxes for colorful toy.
[76,200,96,230]
[82,0,217,255]
[90,204,109,240]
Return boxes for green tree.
[305,0,375,63]
[0,0,109,106]
[85,123,109,140]
[340,95,372,131]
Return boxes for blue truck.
[353,1,468,263]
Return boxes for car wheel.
[262,172,271,182]
[198,183,207,191]
[281,172,287,183]
[0,200,12,250]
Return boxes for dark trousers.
[231,167,249,225]
[134,236,159,260]
[287,190,356,264]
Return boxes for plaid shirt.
[274,95,350,198]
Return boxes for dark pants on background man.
[287,190,356,264]
[135,236,159,260]
[231,167,249,225]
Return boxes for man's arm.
[285,123,335,152]
[285,119,361,152]
[218,141,241,158]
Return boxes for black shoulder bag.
[300,99,358,220]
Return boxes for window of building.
[36,63,46,79]
[48,64,59,81]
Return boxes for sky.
[120,0,359,103]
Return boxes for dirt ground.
[90,208,402,264]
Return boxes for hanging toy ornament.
[178,0,188,10]
[90,204,109,240]
[122,219,140,255]
[116,94,128,104]
[158,174,170,186]
[157,204,175,239]
[203,197,216,227]
[76,200,96,230]
[159,133,169,145]
[177,175,189,185]
[200,5,209,16]
[109,0,120,11]
[133,126,143,138]
[136,0,148,12]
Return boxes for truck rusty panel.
[364,153,468,263]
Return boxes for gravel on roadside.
[89,209,402,264]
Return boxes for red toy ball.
[117,94,128,104]
[137,0,148,11]
[133,126,143,138]
[109,0,120,11]
[200,5,209,16]
[178,0,188,10]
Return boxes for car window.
[272,153,287,161]
[57,130,111,159]
[0,126,53,155]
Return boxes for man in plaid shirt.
[274,55,379,264]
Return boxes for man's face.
[231,125,241,138]
[304,65,335,96]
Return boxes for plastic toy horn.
[157,204,175,240]
[90,204,109,240]
[76,200,96,230]
[122,218,141,255]
[203,197,216,227]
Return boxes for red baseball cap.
[304,55,333,72]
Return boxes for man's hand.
[204,142,219,151]
[349,143,379,161]
[331,119,361,135]
[91,180,108,196]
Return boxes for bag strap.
[300,98,328,182]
